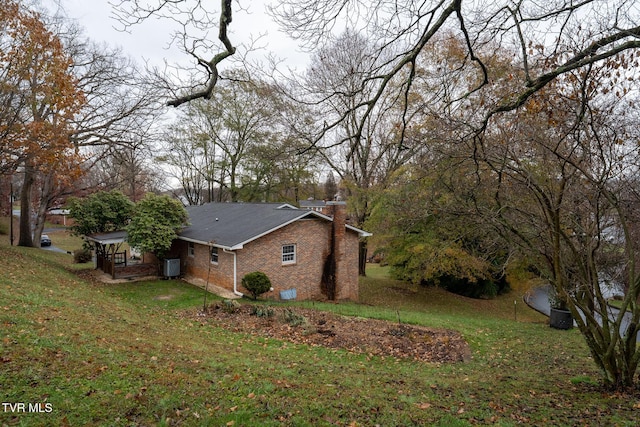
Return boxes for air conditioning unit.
[163,258,180,278]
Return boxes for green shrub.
[220,299,240,313]
[241,271,272,300]
[73,248,92,264]
[250,305,275,318]
[283,308,308,327]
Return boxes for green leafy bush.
[241,271,271,300]
[220,299,240,313]
[68,190,134,236]
[250,305,275,318]
[386,234,510,299]
[283,308,308,327]
[73,248,92,264]
[125,193,188,260]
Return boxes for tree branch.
[167,0,236,107]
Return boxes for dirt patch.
[154,295,174,301]
[187,303,471,364]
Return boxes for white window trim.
[188,242,195,257]
[210,247,219,265]
[282,244,296,265]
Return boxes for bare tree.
[109,2,638,132]
[158,108,220,205]
[88,138,162,201]
[111,0,239,107]
[298,30,423,274]
[475,61,640,389]
[270,0,640,139]
[158,71,281,203]
[21,12,166,247]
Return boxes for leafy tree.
[239,140,313,204]
[125,193,188,261]
[159,73,265,203]
[2,2,160,248]
[0,0,81,175]
[205,72,276,202]
[0,0,85,247]
[67,190,134,237]
[370,164,509,299]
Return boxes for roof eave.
[348,225,373,237]
[176,235,233,251]
[84,231,128,245]
[85,237,126,245]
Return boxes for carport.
[85,231,128,279]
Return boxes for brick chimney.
[321,201,348,300]
[328,200,346,235]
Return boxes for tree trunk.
[18,164,35,247]
[32,171,55,249]
[570,293,640,390]
[358,240,368,276]
[228,161,238,202]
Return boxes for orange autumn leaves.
[0,0,85,175]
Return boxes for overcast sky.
[47,0,310,71]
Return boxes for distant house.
[46,208,73,226]
[299,198,329,214]
[168,201,371,301]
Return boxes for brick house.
[299,198,329,214]
[168,201,370,301]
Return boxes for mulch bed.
[188,303,471,364]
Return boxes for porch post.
[111,244,116,279]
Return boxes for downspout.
[224,248,243,297]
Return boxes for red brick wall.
[326,202,359,301]
[176,217,360,301]
[237,219,329,300]
[169,240,235,290]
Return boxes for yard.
[188,303,471,364]
[1,232,639,426]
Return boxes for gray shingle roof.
[178,203,327,249]
[85,230,128,245]
[299,199,327,208]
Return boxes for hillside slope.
[1,244,637,426]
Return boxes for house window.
[188,242,195,257]
[282,244,296,264]
[210,247,219,264]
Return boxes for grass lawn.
[0,216,84,253]
[1,241,639,426]
[41,228,85,254]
